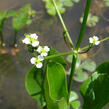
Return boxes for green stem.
[68,0,92,102]
[68,55,77,100]
[45,51,74,60]
[0,19,5,47]
[75,0,92,50]
[13,30,18,47]
[100,36,109,43]
[0,30,4,47]
[52,0,73,48]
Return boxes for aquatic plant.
[104,0,109,7]
[0,10,15,46]
[66,54,96,82]
[12,4,36,47]
[23,0,109,109]
[80,13,99,27]
[43,0,80,16]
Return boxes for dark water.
[0,0,109,109]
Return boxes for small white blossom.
[30,33,38,39]
[89,36,100,45]
[22,33,39,47]
[30,55,44,68]
[36,63,43,68]
[22,37,30,44]
[32,41,39,47]
[36,46,50,57]
[30,57,36,64]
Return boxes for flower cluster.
[22,33,50,68]
[89,36,100,45]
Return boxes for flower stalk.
[52,0,73,48]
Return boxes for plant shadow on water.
[0,0,109,109]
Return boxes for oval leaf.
[47,61,68,100]
[80,61,109,109]
[25,66,45,107]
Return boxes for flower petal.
[32,41,39,47]
[44,46,50,52]
[30,57,36,64]
[95,41,100,45]
[36,63,43,68]
[41,52,48,57]
[93,36,99,41]
[38,55,44,61]
[37,46,42,52]
[30,33,38,39]
[89,37,93,43]
[22,38,30,44]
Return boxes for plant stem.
[68,55,77,100]
[100,36,109,43]
[52,0,73,48]
[0,30,4,47]
[13,30,18,47]
[68,0,92,102]
[75,0,92,50]
[45,51,74,60]
[0,19,5,47]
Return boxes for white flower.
[30,33,38,39]
[36,46,50,57]
[36,63,43,68]
[30,55,44,68]
[22,33,39,47]
[30,57,36,64]
[89,36,100,45]
[22,37,30,44]
[32,41,39,47]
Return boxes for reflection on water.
[0,0,109,108]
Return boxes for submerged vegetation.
[43,0,80,16]
[0,4,35,47]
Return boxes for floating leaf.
[63,0,74,7]
[69,91,78,102]
[80,61,109,109]
[81,59,96,72]
[12,4,34,31]
[70,100,80,109]
[74,68,89,82]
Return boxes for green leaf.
[44,0,65,16]
[25,66,45,107]
[71,0,80,3]
[12,4,32,31]
[44,61,69,109]
[44,76,58,109]
[5,10,15,18]
[63,0,74,7]
[47,61,68,100]
[81,59,96,72]
[80,61,109,109]
[48,47,67,67]
[69,91,78,102]
[0,10,15,21]
[70,100,80,109]
[74,68,89,82]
